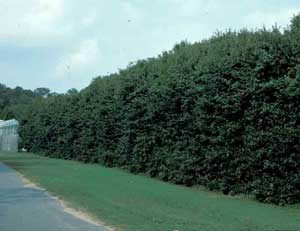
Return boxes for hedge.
[20,15,300,205]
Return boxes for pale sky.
[0,0,299,93]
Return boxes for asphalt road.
[0,163,107,231]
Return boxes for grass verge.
[1,152,300,231]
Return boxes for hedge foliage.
[20,15,300,204]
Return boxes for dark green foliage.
[0,85,41,120]
[34,88,50,97]
[20,15,300,204]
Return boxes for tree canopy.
[0,84,43,120]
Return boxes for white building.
[0,119,19,152]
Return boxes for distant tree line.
[18,15,300,205]
[0,85,51,120]
[0,85,78,120]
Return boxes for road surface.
[0,163,107,231]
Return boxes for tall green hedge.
[20,15,300,204]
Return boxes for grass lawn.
[1,152,300,231]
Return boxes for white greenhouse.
[0,119,19,152]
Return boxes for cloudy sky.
[0,0,299,93]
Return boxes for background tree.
[34,88,50,97]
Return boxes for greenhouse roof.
[0,119,19,128]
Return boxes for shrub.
[20,15,300,204]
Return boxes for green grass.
[1,152,300,231]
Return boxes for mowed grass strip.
[1,152,300,231]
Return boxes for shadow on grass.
[0,155,57,172]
